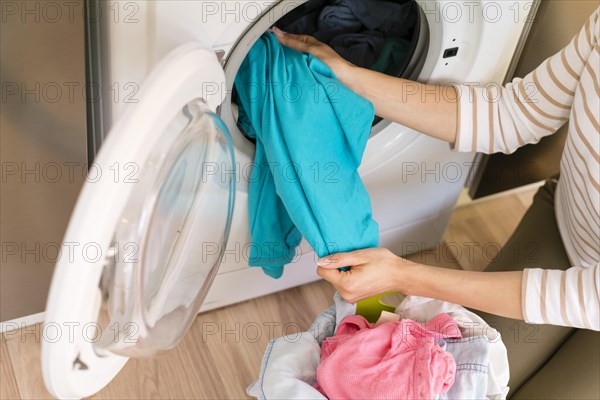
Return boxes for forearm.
[398,263,524,320]
[336,64,459,144]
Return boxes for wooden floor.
[0,186,538,400]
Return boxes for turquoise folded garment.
[234,32,379,278]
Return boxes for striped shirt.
[453,8,600,330]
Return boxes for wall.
[1,0,88,321]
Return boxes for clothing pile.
[247,294,510,400]
[276,0,416,75]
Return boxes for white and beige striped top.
[453,8,600,330]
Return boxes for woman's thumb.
[271,26,286,39]
[272,27,309,52]
[317,252,361,269]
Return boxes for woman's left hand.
[272,27,354,81]
[316,248,417,303]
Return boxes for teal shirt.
[235,32,379,278]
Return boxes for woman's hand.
[318,247,526,320]
[272,27,354,81]
[316,248,417,303]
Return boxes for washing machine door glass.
[42,44,234,399]
[100,100,235,357]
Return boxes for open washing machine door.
[42,43,235,399]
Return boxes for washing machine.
[42,0,537,398]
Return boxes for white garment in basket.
[396,296,510,399]
[246,332,324,400]
[247,295,510,400]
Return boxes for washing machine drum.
[274,0,428,80]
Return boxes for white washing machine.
[42,0,537,398]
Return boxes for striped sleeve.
[452,8,599,154]
[522,265,600,330]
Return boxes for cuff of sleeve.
[523,266,600,330]
[521,268,544,324]
[522,269,532,323]
[522,268,563,325]
[450,84,476,153]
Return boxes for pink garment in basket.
[316,313,461,399]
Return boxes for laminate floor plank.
[1,335,21,400]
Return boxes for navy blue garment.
[275,0,330,34]
[234,32,379,278]
[317,0,362,34]
[329,31,385,68]
[278,10,320,35]
[277,0,416,69]
[342,0,416,38]
[371,37,412,75]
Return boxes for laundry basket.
[247,293,510,400]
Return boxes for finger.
[316,266,343,284]
[271,26,285,39]
[272,27,310,51]
[317,251,364,269]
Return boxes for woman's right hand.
[316,248,417,303]
[272,27,354,81]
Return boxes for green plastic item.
[355,292,401,323]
